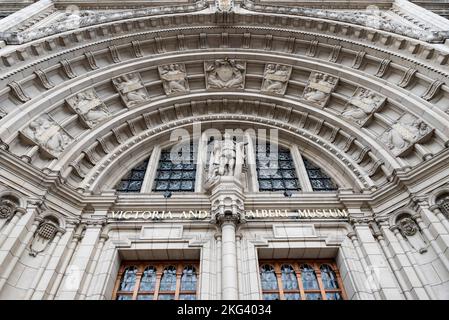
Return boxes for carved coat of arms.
[205,58,246,90]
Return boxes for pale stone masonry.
[0,0,449,300]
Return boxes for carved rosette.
[380,113,433,157]
[340,88,385,127]
[0,199,16,219]
[301,72,338,108]
[261,63,292,95]
[158,63,190,95]
[397,217,418,236]
[20,114,73,159]
[66,88,111,128]
[112,73,150,108]
[204,58,246,90]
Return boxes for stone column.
[214,233,222,300]
[429,205,449,234]
[221,219,239,299]
[0,207,26,248]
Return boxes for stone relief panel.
[112,73,150,108]
[158,63,190,95]
[204,58,246,90]
[20,114,73,158]
[397,216,427,253]
[261,63,292,95]
[301,72,338,108]
[29,219,59,257]
[66,88,111,128]
[340,88,386,127]
[380,113,433,157]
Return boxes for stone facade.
[0,0,449,300]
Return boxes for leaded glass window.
[256,144,300,192]
[115,158,149,192]
[259,261,345,300]
[114,262,199,300]
[303,158,337,191]
[437,195,449,219]
[153,144,196,192]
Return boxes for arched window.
[300,264,321,300]
[153,144,196,192]
[281,264,300,300]
[256,143,300,192]
[179,265,197,300]
[115,158,149,192]
[137,266,157,300]
[260,264,280,300]
[158,266,177,300]
[302,158,337,191]
[320,264,343,300]
[437,195,449,219]
[115,266,138,300]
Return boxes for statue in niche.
[205,58,246,89]
[341,88,385,126]
[261,63,292,95]
[381,113,432,156]
[21,114,72,157]
[302,72,338,108]
[206,133,246,185]
[158,64,189,95]
[66,89,110,128]
[112,73,149,108]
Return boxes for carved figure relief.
[205,58,246,90]
[66,89,111,128]
[380,113,433,156]
[396,216,427,253]
[112,73,150,108]
[341,88,385,126]
[21,114,73,158]
[206,133,246,185]
[301,72,338,108]
[261,63,292,95]
[158,64,190,95]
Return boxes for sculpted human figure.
[205,58,245,89]
[159,64,188,94]
[302,73,337,105]
[23,116,71,155]
[113,74,149,107]
[70,90,109,126]
[382,114,430,152]
[262,64,291,94]
[341,90,383,125]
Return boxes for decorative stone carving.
[340,88,385,127]
[301,72,338,108]
[112,73,150,108]
[261,63,292,95]
[0,198,16,219]
[66,88,111,128]
[380,114,433,156]
[8,81,30,103]
[29,219,60,257]
[398,217,418,236]
[158,64,190,95]
[21,114,73,158]
[206,133,246,186]
[437,195,449,218]
[215,0,234,12]
[205,58,246,90]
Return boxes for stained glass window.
[153,144,196,192]
[303,158,337,191]
[115,158,149,192]
[114,262,199,300]
[259,261,345,300]
[256,143,300,192]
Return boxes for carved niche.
[301,72,338,108]
[66,88,111,128]
[29,218,60,257]
[396,216,427,253]
[158,63,190,95]
[380,113,433,157]
[261,63,292,95]
[340,88,386,127]
[204,58,246,90]
[21,114,73,158]
[112,73,150,108]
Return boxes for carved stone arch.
[428,186,449,207]
[0,189,27,209]
[389,208,418,228]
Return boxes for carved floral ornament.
[0,198,17,219]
